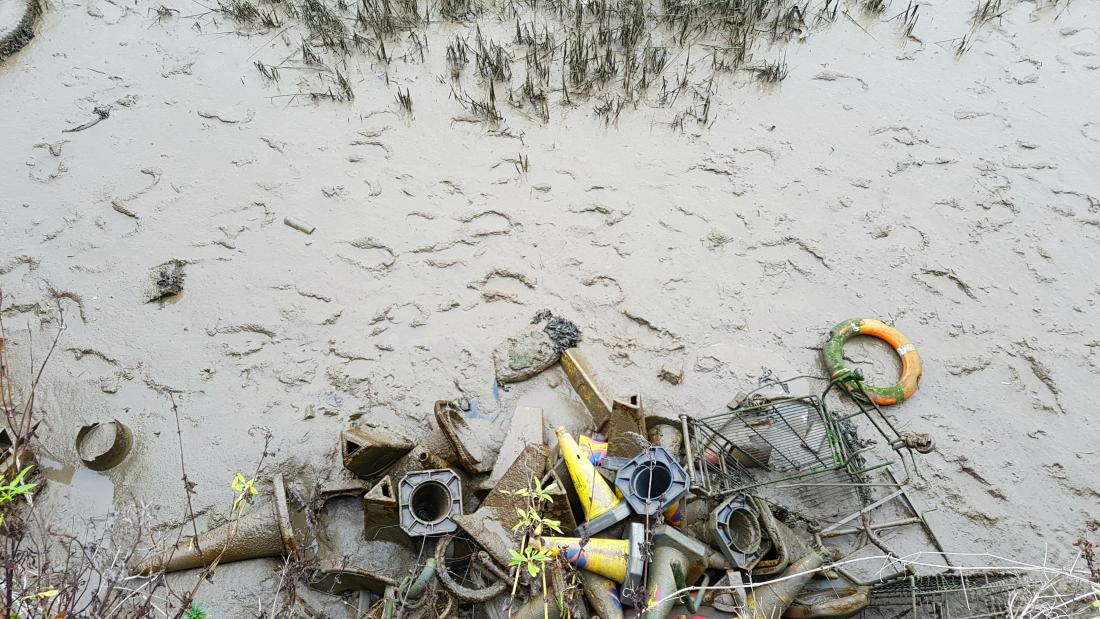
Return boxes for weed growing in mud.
[254,60,281,82]
[203,0,1067,121]
[0,466,35,526]
[447,35,470,79]
[898,1,920,39]
[184,602,209,619]
[396,86,414,114]
[754,56,789,83]
[504,479,562,614]
[218,0,260,23]
[206,0,896,121]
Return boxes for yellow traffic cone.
[555,426,630,536]
[543,522,645,592]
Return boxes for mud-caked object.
[0,0,42,60]
[132,474,313,574]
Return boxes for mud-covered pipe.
[509,594,565,619]
[580,571,624,619]
[745,551,825,619]
[405,558,438,601]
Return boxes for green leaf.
[527,563,540,577]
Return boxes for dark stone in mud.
[144,259,185,303]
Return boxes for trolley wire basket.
[681,392,888,499]
[856,571,1044,619]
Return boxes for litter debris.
[341,425,414,478]
[543,522,647,593]
[557,426,632,537]
[144,259,185,303]
[493,310,581,384]
[75,419,132,471]
[284,215,316,235]
[658,366,683,385]
[133,474,313,574]
[397,468,463,536]
[613,446,688,517]
[363,475,407,545]
[559,347,612,426]
[823,318,922,406]
[61,104,111,133]
[435,399,493,474]
[136,323,968,619]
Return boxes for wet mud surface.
[2,0,1099,613]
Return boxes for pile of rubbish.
[132,316,1036,618]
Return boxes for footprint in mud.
[27,142,67,182]
[577,274,624,306]
[368,302,430,336]
[913,267,981,302]
[67,347,136,394]
[337,237,397,274]
[206,323,277,357]
[468,268,536,304]
[457,209,516,237]
[567,202,633,227]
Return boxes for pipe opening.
[724,507,762,553]
[411,481,452,524]
[631,462,672,499]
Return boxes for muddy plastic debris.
[646,416,683,457]
[744,548,826,619]
[435,399,492,474]
[613,446,688,517]
[75,419,132,471]
[707,494,762,569]
[898,430,936,454]
[144,259,185,303]
[397,468,463,536]
[434,534,509,603]
[0,0,41,61]
[363,475,409,545]
[342,425,414,478]
[485,405,543,485]
[457,442,549,566]
[559,347,612,427]
[133,474,313,574]
[493,310,581,384]
[606,395,647,458]
[283,215,316,235]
